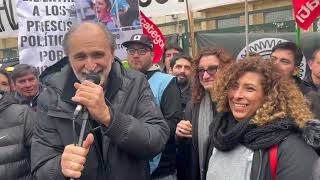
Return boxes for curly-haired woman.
[175,47,234,180]
[204,57,318,180]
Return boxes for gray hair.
[62,21,116,55]
[11,64,39,83]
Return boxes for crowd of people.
[1,21,320,180]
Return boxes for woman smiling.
[204,57,319,180]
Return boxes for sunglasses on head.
[197,65,219,78]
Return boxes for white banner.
[139,0,258,17]
[0,0,18,38]
[17,0,77,73]
[17,0,141,72]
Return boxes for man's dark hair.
[164,44,183,55]
[311,48,320,61]
[0,68,11,86]
[162,44,184,72]
[170,53,192,68]
[271,41,303,67]
[11,64,39,83]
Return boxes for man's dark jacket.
[31,59,170,180]
[0,92,35,180]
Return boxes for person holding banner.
[31,22,169,180]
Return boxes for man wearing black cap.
[123,34,182,180]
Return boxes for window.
[217,17,240,29]
[265,10,292,23]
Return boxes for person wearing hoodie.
[204,57,318,180]
[0,91,36,179]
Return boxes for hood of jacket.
[303,119,320,152]
[0,92,18,112]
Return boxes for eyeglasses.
[197,65,219,78]
[127,48,150,55]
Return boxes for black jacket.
[0,92,36,180]
[185,101,217,180]
[145,70,183,178]
[31,59,170,180]
[303,74,319,92]
[203,134,318,180]
[202,114,319,180]
[294,76,316,95]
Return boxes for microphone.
[73,73,101,116]
[71,73,100,180]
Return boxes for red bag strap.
[269,145,278,180]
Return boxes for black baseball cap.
[122,34,153,50]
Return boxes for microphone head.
[86,73,101,84]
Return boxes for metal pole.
[245,0,249,57]
[185,0,194,57]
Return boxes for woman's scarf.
[210,112,300,151]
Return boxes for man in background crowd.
[11,64,42,108]
[170,53,192,111]
[123,33,182,180]
[0,69,11,92]
[170,53,193,180]
[162,45,184,74]
[304,48,320,119]
[305,48,320,92]
[271,41,314,94]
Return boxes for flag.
[292,0,320,30]
[140,11,166,64]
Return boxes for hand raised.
[61,134,94,178]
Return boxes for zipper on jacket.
[88,122,107,178]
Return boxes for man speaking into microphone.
[31,21,170,180]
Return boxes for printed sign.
[17,0,76,73]
[75,0,142,60]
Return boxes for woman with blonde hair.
[203,57,318,180]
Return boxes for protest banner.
[17,0,76,73]
[75,0,142,60]
[292,0,320,30]
[140,11,165,64]
[139,0,257,17]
